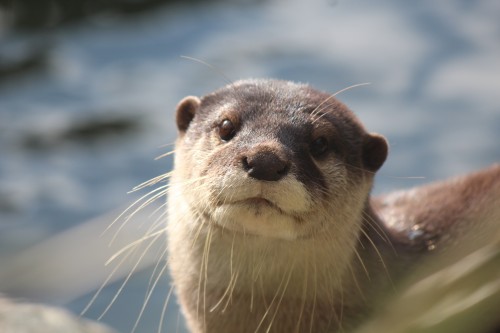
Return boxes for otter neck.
[186,202,372,305]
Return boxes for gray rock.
[0,297,117,333]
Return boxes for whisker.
[333,82,371,97]
[131,258,170,333]
[110,174,210,248]
[145,247,168,299]
[99,231,164,320]
[203,224,214,328]
[80,246,134,316]
[154,150,176,161]
[385,175,426,179]
[211,232,238,313]
[359,227,393,285]
[106,229,166,265]
[158,284,176,333]
[311,82,371,122]
[180,55,234,86]
[353,245,370,280]
[105,185,168,244]
[266,261,295,333]
[222,271,239,313]
[309,248,318,333]
[196,222,213,329]
[362,212,392,245]
[254,262,292,333]
[295,259,308,332]
[131,173,171,192]
[347,263,366,302]
[145,201,170,231]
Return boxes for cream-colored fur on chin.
[205,173,312,239]
[211,205,301,240]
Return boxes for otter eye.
[218,119,236,141]
[310,136,328,158]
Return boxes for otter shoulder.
[372,164,500,252]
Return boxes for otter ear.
[362,133,388,172]
[176,96,201,133]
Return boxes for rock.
[0,297,117,333]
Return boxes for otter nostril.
[242,151,290,182]
[242,156,250,171]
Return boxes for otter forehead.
[201,79,349,121]
[200,80,311,127]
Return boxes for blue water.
[1,1,499,332]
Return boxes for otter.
[166,79,500,333]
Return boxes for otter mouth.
[240,197,275,207]
[236,196,286,211]
[218,196,284,213]
[210,195,309,239]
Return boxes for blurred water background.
[0,0,499,332]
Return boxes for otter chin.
[211,173,316,239]
[166,79,500,333]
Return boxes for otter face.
[173,79,387,240]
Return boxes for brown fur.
[167,79,499,333]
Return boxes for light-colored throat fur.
[167,173,374,333]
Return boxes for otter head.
[172,79,387,240]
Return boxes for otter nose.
[242,151,290,181]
